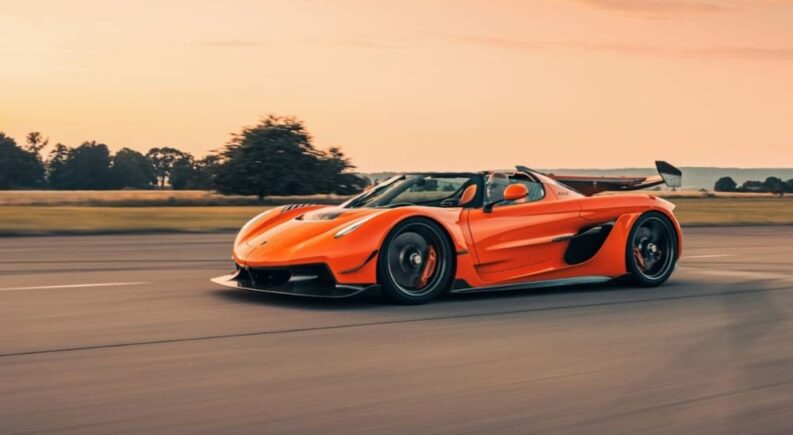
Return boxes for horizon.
[2,0,793,172]
[3,128,793,172]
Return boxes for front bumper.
[210,264,378,298]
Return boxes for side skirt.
[450,276,614,294]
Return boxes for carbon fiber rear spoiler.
[521,161,682,196]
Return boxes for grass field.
[0,189,785,207]
[0,206,269,235]
[0,190,348,206]
[671,198,793,226]
[0,198,791,235]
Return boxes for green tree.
[46,143,70,187]
[169,155,196,190]
[316,147,367,195]
[189,155,220,190]
[25,131,49,154]
[170,154,220,190]
[763,176,785,196]
[714,176,737,192]
[786,179,793,194]
[48,141,112,189]
[740,180,763,192]
[214,115,327,198]
[110,148,156,188]
[146,147,187,187]
[0,132,46,188]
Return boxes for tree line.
[0,115,367,197]
[714,176,793,195]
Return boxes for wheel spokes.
[632,217,673,279]
[385,225,447,296]
[387,232,431,290]
[647,221,663,244]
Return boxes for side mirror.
[458,185,478,207]
[503,183,529,201]
[484,183,528,213]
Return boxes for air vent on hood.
[281,203,318,213]
[307,211,343,221]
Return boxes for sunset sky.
[1,0,792,171]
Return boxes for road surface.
[1,227,792,434]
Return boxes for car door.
[466,176,583,284]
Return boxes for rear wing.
[528,161,682,196]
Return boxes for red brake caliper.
[633,246,646,270]
[417,245,438,288]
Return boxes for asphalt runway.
[1,227,793,434]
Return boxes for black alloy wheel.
[378,218,453,304]
[626,212,678,286]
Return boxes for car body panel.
[465,198,583,284]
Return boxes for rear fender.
[521,198,682,280]
[580,195,682,262]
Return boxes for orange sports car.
[212,162,683,304]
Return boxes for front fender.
[326,207,469,285]
[337,207,469,255]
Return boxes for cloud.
[199,39,397,50]
[200,40,269,48]
[460,37,663,56]
[325,40,399,50]
[459,36,793,61]
[683,45,793,60]
[570,0,727,18]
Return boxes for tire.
[378,218,454,304]
[625,211,678,287]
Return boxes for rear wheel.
[626,212,678,286]
[378,218,453,304]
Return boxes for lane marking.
[683,254,733,259]
[0,282,149,292]
[678,267,793,281]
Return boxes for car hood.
[234,207,383,263]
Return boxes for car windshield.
[343,174,478,209]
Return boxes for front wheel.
[378,218,454,304]
[625,212,678,287]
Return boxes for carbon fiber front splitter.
[210,270,378,299]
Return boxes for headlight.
[335,214,378,238]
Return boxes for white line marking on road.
[0,282,149,292]
[683,254,733,259]
[678,267,793,282]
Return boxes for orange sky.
[1,0,792,171]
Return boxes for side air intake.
[564,223,614,265]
